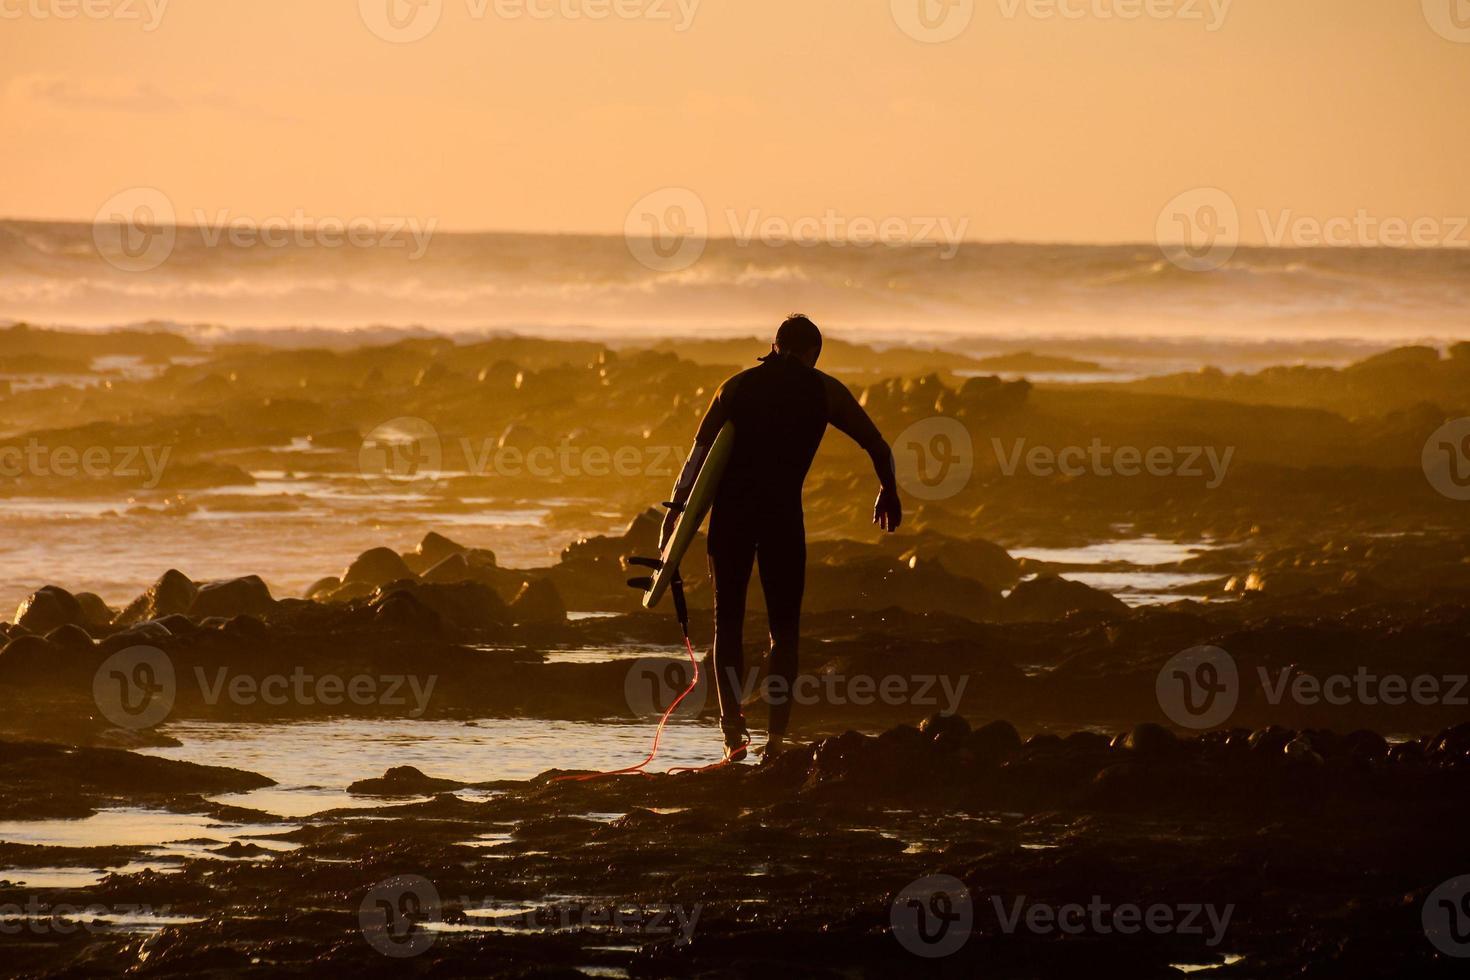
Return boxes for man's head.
[768,314,823,367]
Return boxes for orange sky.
[3,0,1467,244]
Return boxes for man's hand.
[873,486,902,532]
[658,507,680,551]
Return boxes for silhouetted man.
[662,315,901,761]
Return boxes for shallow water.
[1009,536,1221,605]
[0,808,299,852]
[1010,536,1210,567]
[138,717,746,817]
[0,490,617,612]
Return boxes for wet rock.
[1004,574,1129,622]
[304,576,339,599]
[348,765,468,796]
[370,581,506,630]
[1344,729,1388,763]
[0,634,58,682]
[1119,723,1177,759]
[416,531,471,568]
[510,579,567,626]
[805,556,1003,619]
[343,547,415,587]
[966,719,1023,760]
[1429,723,1470,768]
[101,621,173,651]
[371,589,443,632]
[156,614,196,637]
[1248,726,1294,757]
[894,534,1021,590]
[222,614,269,640]
[0,739,273,820]
[1024,732,1064,755]
[189,575,276,619]
[117,569,198,625]
[74,591,117,628]
[918,712,969,740]
[14,585,87,633]
[421,553,472,584]
[1283,734,1325,766]
[45,623,94,654]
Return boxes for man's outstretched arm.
[824,374,902,532]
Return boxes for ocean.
[3,219,1468,354]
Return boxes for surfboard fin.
[626,576,654,590]
[626,556,663,570]
[661,501,686,513]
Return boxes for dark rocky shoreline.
[1,715,1467,977]
[3,330,1469,975]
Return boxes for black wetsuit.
[690,354,890,738]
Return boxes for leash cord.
[550,632,704,783]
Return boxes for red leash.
[551,634,708,782]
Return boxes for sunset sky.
[3,0,1467,244]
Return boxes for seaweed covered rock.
[189,575,276,619]
[343,547,415,587]
[116,569,198,625]
[509,578,567,626]
[1004,574,1129,622]
[14,585,87,633]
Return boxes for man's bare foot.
[757,734,785,760]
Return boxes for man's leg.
[707,508,756,748]
[756,512,806,744]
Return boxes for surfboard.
[643,421,735,609]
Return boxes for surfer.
[661,315,902,762]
